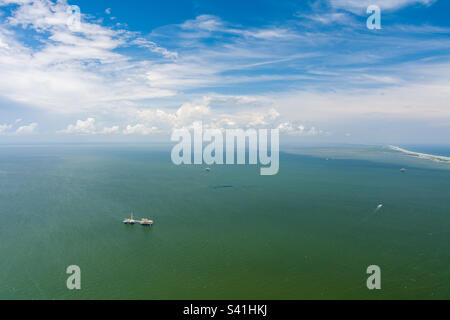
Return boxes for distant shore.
[388,145,450,163]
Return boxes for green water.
[0,145,449,299]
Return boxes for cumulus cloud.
[123,124,158,135]
[0,120,39,135]
[276,122,324,136]
[100,125,120,134]
[15,122,38,135]
[180,15,224,32]
[175,103,211,122]
[60,118,119,135]
[54,96,312,137]
[129,99,214,132]
[125,96,325,136]
[0,123,12,134]
[61,118,96,134]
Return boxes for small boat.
[400,168,406,172]
[205,167,211,172]
[139,218,154,226]
[123,212,136,224]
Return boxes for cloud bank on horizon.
[0,0,449,143]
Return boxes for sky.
[0,0,449,144]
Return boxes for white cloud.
[0,0,176,114]
[60,118,121,135]
[126,96,325,136]
[276,122,324,136]
[100,125,120,134]
[176,102,211,121]
[0,123,12,134]
[180,15,224,32]
[179,15,297,40]
[123,124,158,135]
[274,79,450,123]
[61,118,96,134]
[0,120,40,135]
[0,0,448,143]
[130,102,212,132]
[131,38,178,59]
[390,24,450,34]
[297,12,352,25]
[329,0,435,14]
[242,27,298,40]
[15,122,38,135]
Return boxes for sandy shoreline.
[388,145,450,163]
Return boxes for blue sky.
[0,0,449,144]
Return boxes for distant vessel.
[139,218,154,226]
[400,168,406,172]
[205,167,211,172]
[123,212,136,225]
